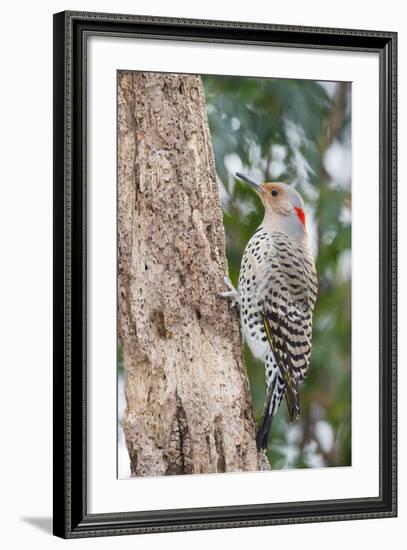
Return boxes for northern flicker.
[221,172,318,451]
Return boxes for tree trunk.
[118,71,262,476]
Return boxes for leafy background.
[202,75,352,469]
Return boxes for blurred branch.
[325,82,348,148]
[319,82,349,179]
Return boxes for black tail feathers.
[256,410,273,451]
[256,384,275,451]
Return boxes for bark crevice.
[165,393,192,475]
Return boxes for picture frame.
[53,10,397,539]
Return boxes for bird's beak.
[236,172,263,194]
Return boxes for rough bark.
[118,71,263,476]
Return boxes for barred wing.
[260,233,318,419]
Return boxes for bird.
[221,172,318,451]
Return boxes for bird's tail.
[256,378,277,451]
[256,408,273,451]
[285,384,301,423]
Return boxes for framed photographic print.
[53,10,397,538]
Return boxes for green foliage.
[202,75,351,469]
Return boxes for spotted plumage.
[221,173,318,450]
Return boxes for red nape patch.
[294,207,306,226]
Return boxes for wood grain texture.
[118,71,262,476]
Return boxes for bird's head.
[236,172,307,239]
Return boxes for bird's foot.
[219,276,240,309]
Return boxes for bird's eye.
[271,188,279,197]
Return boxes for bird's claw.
[219,276,240,309]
